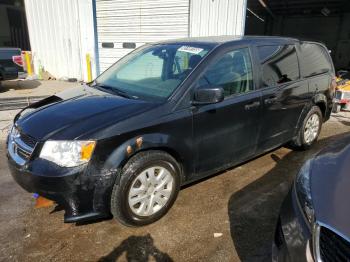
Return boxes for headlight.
[295,159,315,224]
[40,141,96,167]
[7,125,14,144]
[8,124,14,135]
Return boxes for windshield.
[94,44,212,101]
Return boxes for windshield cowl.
[91,82,138,100]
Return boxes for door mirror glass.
[193,86,224,105]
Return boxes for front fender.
[102,133,189,184]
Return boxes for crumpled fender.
[103,133,185,185]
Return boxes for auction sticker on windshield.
[178,46,204,54]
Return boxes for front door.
[192,47,262,175]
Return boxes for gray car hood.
[311,134,350,240]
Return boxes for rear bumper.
[272,189,314,262]
[7,155,115,223]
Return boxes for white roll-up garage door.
[95,0,190,73]
[190,0,247,37]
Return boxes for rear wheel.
[110,150,181,227]
[291,106,322,150]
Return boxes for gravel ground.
[0,107,349,261]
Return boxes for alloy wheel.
[304,113,320,144]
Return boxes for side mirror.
[192,86,224,105]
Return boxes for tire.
[332,104,341,113]
[290,106,323,150]
[110,150,181,227]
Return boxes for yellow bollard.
[86,53,92,82]
[184,53,189,69]
[24,51,33,76]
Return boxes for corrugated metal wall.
[24,0,96,80]
[24,0,247,79]
[190,0,247,37]
[96,0,190,72]
[96,0,246,73]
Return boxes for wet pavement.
[0,112,349,262]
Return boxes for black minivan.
[7,36,335,226]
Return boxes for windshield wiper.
[91,82,138,99]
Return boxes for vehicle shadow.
[228,132,350,262]
[332,113,350,127]
[0,80,41,92]
[98,234,173,262]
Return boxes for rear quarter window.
[300,43,334,78]
[258,45,300,87]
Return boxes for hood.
[311,134,350,239]
[16,85,159,140]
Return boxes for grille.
[320,226,350,262]
[16,146,31,159]
[19,131,37,148]
[8,126,36,164]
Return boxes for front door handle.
[245,101,261,110]
[264,96,277,105]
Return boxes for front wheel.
[290,106,322,150]
[110,151,181,227]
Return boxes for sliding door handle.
[264,96,277,105]
[245,101,261,110]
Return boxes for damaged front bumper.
[7,154,117,223]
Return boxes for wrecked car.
[333,70,350,113]
[0,48,24,87]
[7,36,335,226]
[273,134,350,261]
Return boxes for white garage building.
[24,0,247,81]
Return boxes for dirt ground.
[0,108,349,261]
[0,79,77,98]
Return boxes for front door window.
[197,48,254,97]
